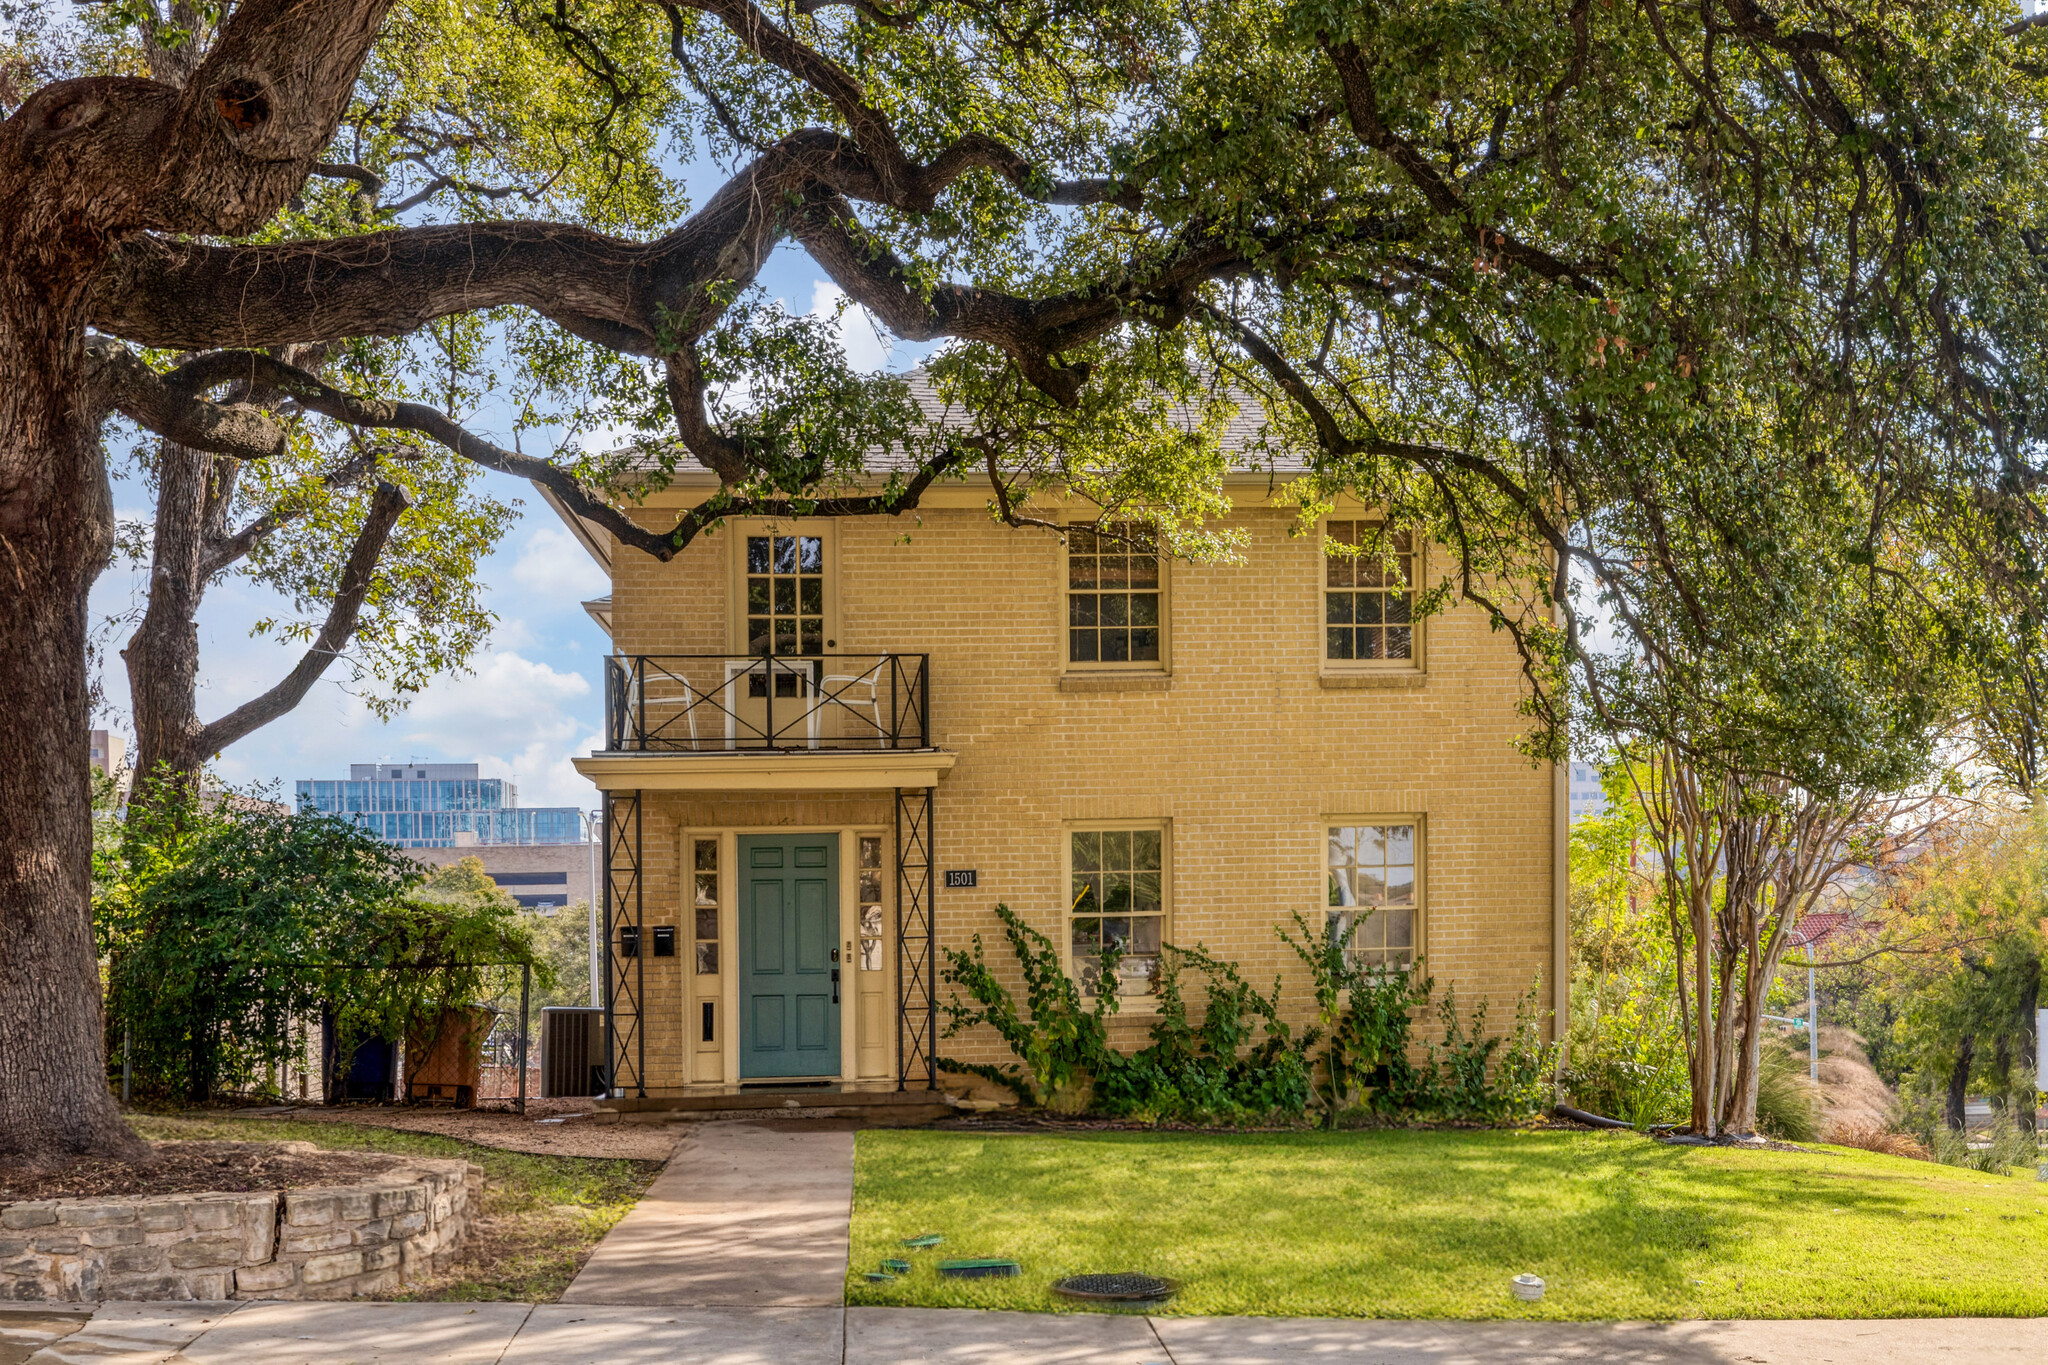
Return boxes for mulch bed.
[0,1141,407,1203]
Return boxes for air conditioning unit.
[540,1007,608,1098]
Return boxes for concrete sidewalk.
[559,1119,854,1307]
[9,1301,2048,1364]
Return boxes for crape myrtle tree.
[6,0,2048,1161]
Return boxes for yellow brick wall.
[605,504,1558,1088]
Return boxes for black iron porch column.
[604,789,646,1098]
[894,785,937,1091]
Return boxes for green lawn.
[848,1127,2048,1320]
[128,1114,659,1302]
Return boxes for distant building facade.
[1568,763,1607,821]
[295,762,586,849]
[90,730,126,781]
[410,843,594,911]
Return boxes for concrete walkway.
[559,1120,854,1307]
[8,1301,2048,1364]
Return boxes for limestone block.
[30,1236,82,1256]
[234,1261,298,1295]
[188,1200,241,1232]
[362,1243,401,1272]
[185,1270,232,1300]
[374,1187,424,1218]
[105,1245,167,1275]
[281,1228,354,1255]
[430,1194,453,1223]
[167,1237,249,1270]
[284,1194,338,1227]
[353,1219,390,1247]
[82,1225,143,1249]
[137,1203,188,1233]
[100,1273,188,1301]
[55,1205,134,1229]
[2,1204,57,1230]
[388,1211,427,1238]
[334,1188,378,1221]
[299,1250,365,1285]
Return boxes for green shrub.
[938,903,1121,1111]
[1098,944,1311,1122]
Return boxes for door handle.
[831,967,841,1004]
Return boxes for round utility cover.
[1052,1273,1178,1303]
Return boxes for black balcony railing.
[604,654,930,752]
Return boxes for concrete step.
[600,1087,956,1125]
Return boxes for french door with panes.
[737,531,829,746]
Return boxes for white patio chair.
[634,672,700,750]
[819,659,887,746]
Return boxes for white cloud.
[511,524,610,601]
[810,281,896,373]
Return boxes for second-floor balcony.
[603,654,931,753]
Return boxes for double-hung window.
[1066,524,1162,667]
[1326,823,1420,969]
[1068,826,1166,995]
[1325,522,1417,665]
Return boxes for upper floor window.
[1067,524,1161,667]
[1325,522,1416,664]
[746,534,823,656]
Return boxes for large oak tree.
[9,0,2048,1155]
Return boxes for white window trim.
[1060,819,1172,1009]
[1319,517,1425,676]
[1059,516,1170,674]
[1321,815,1426,969]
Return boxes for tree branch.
[194,479,409,756]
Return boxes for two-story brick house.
[553,381,1566,1105]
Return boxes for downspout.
[1553,753,1570,1065]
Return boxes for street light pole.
[587,806,603,1007]
[1808,965,1819,1082]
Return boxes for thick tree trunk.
[1947,1032,1976,1133]
[0,316,146,1161]
[123,440,217,803]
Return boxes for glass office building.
[296,762,586,848]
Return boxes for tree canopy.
[15,0,2048,1154]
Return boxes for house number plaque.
[944,869,978,888]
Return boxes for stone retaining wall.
[0,1152,481,1303]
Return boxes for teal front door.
[739,834,841,1079]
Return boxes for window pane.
[1103,630,1131,662]
[1102,829,1132,869]
[1387,627,1413,659]
[798,536,823,573]
[1098,557,1128,588]
[1069,558,1098,590]
[1101,594,1128,627]
[773,535,798,574]
[1069,527,1098,555]
[1130,594,1158,627]
[1072,831,1102,871]
[860,938,884,971]
[1327,628,1354,659]
[859,870,883,903]
[1069,595,1098,626]
[747,536,771,572]
[695,906,719,940]
[1131,629,1160,660]
[859,836,882,868]
[1327,554,1354,588]
[1102,916,1131,949]
[1072,917,1103,954]
[1385,825,1414,861]
[800,579,823,614]
[1326,594,1354,624]
[773,578,796,614]
[1133,915,1162,953]
[1386,866,1416,906]
[695,942,719,974]
[860,906,884,936]
[1071,630,1098,661]
[1128,556,1159,589]
[1071,874,1101,913]
[747,579,770,613]
[695,872,718,907]
[695,839,719,872]
[1104,871,1134,913]
[1132,829,1162,869]
[1383,907,1414,949]
[1358,593,1382,625]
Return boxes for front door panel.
[740,835,840,1078]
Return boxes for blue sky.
[89,232,922,815]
